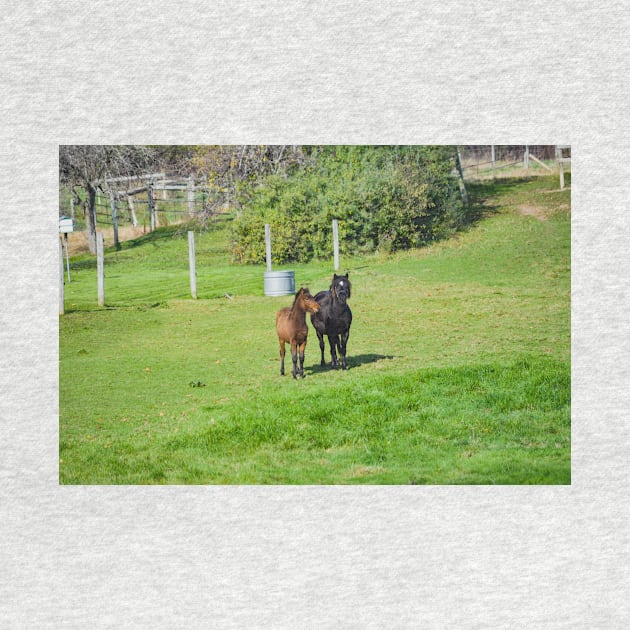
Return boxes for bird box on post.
[59,216,74,233]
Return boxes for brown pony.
[276,287,320,379]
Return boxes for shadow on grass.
[465,175,568,222]
[68,226,188,271]
[305,353,396,374]
[119,225,183,249]
[61,301,169,315]
[465,180,517,223]
[465,176,550,221]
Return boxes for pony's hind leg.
[298,341,307,378]
[291,341,299,379]
[316,330,326,367]
[328,334,339,368]
[340,329,350,370]
[279,340,286,376]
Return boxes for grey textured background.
[1,1,629,627]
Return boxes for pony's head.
[294,287,320,313]
[331,273,351,304]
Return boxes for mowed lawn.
[59,175,571,484]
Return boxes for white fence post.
[187,175,195,216]
[188,231,197,299]
[148,183,155,231]
[59,237,64,315]
[529,153,553,171]
[63,233,71,283]
[556,145,569,189]
[127,195,138,227]
[332,219,339,271]
[265,224,272,272]
[456,147,469,206]
[110,195,119,249]
[97,233,105,306]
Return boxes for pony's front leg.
[298,341,307,378]
[317,330,326,367]
[291,341,299,379]
[340,329,350,370]
[328,335,339,368]
[279,340,286,376]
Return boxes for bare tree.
[59,145,156,253]
[188,145,311,222]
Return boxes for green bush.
[230,146,466,264]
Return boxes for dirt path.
[517,204,548,221]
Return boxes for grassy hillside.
[59,175,570,484]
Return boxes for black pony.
[310,273,352,370]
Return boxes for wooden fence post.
[148,183,155,231]
[265,224,272,272]
[110,195,119,249]
[529,153,553,171]
[187,175,195,216]
[64,233,71,283]
[491,145,496,178]
[59,237,64,315]
[455,147,469,206]
[97,233,105,306]
[188,231,197,299]
[555,145,569,190]
[524,145,530,170]
[127,195,138,227]
[332,219,339,271]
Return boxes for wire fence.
[93,193,209,228]
[61,146,570,233]
[61,180,224,231]
[459,145,561,179]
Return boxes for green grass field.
[59,175,571,484]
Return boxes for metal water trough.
[264,270,295,296]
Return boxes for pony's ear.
[344,272,349,278]
[333,273,338,280]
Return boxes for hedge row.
[230,146,467,264]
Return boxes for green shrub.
[231,145,466,264]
